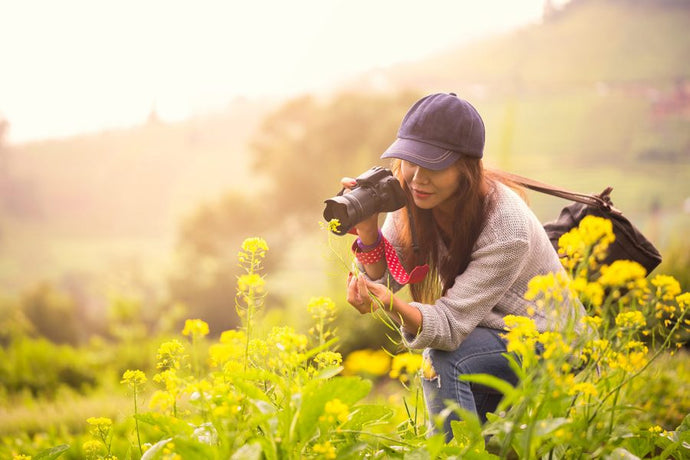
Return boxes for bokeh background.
[1,0,689,441]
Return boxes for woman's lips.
[412,188,432,199]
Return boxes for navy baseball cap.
[381,92,485,170]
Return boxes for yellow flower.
[538,331,570,360]
[320,219,341,234]
[343,349,391,377]
[156,340,186,371]
[598,260,647,289]
[121,369,147,387]
[86,417,112,428]
[314,351,343,369]
[312,440,337,459]
[320,398,350,424]
[524,273,557,301]
[572,278,605,308]
[307,296,337,321]
[676,292,690,307]
[611,350,648,372]
[237,273,265,293]
[241,237,268,254]
[389,352,423,382]
[582,315,603,331]
[615,311,646,330]
[503,315,539,359]
[568,382,598,398]
[557,215,615,270]
[82,440,105,459]
[149,389,175,413]
[153,369,180,395]
[651,275,682,301]
[182,319,210,337]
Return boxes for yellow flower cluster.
[319,218,341,234]
[580,338,610,365]
[570,277,605,308]
[342,349,391,377]
[121,369,147,387]
[156,340,186,371]
[307,296,337,322]
[538,331,571,360]
[598,260,648,292]
[86,417,112,429]
[237,273,266,294]
[557,215,615,271]
[319,398,350,424]
[265,326,308,372]
[568,382,598,398]
[241,237,269,254]
[503,315,540,360]
[312,440,337,459]
[389,352,423,383]
[208,330,245,369]
[615,311,646,330]
[82,439,105,460]
[313,351,343,369]
[524,271,574,318]
[182,319,209,338]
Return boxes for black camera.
[323,166,407,235]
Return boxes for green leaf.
[533,417,569,437]
[608,447,641,459]
[141,437,174,460]
[459,373,517,400]
[341,404,393,430]
[230,442,263,460]
[34,444,70,460]
[297,376,372,440]
[136,412,194,437]
[313,365,344,380]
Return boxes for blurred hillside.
[1,0,689,301]
[343,0,690,243]
[0,98,275,289]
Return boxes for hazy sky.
[0,0,562,143]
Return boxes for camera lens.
[323,191,370,235]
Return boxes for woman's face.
[400,160,461,211]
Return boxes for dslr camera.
[323,166,407,235]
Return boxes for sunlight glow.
[0,0,562,142]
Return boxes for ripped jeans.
[422,327,518,441]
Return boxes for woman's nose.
[411,165,430,183]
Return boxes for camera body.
[323,166,407,235]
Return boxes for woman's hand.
[340,177,379,241]
[346,273,393,314]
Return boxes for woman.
[343,92,581,440]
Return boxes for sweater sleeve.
[402,224,531,351]
[354,210,407,293]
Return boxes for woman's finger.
[340,177,357,190]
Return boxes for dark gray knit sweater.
[368,182,583,351]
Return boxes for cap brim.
[381,138,460,171]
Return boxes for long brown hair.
[390,158,525,303]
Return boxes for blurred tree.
[0,293,34,346]
[168,191,287,335]
[250,92,420,223]
[21,282,81,345]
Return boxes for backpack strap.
[501,171,623,216]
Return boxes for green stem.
[134,387,143,456]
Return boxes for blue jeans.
[421,327,518,441]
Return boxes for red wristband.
[352,239,384,265]
[356,230,382,251]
